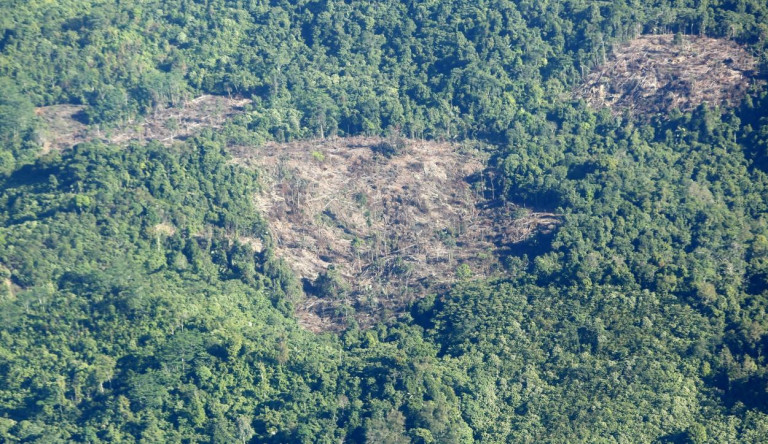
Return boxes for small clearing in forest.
[236,137,559,331]
[35,95,250,153]
[577,34,759,117]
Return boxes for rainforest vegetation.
[2,0,768,442]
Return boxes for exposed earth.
[235,137,559,331]
[578,34,759,117]
[35,95,250,153]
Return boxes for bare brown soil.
[235,137,559,331]
[578,34,758,116]
[35,95,250,152]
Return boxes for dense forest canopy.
[2,0,768,442]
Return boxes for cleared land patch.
[237,137,559,331]
[35,95,249,152]
[578,34,758,117]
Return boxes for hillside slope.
[2,0,768,442]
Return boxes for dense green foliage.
[2,0,768,442]
[2,0,768,141]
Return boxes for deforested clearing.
[35,95,250,153]
[236,137,559,331]
[578,34,759,117]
